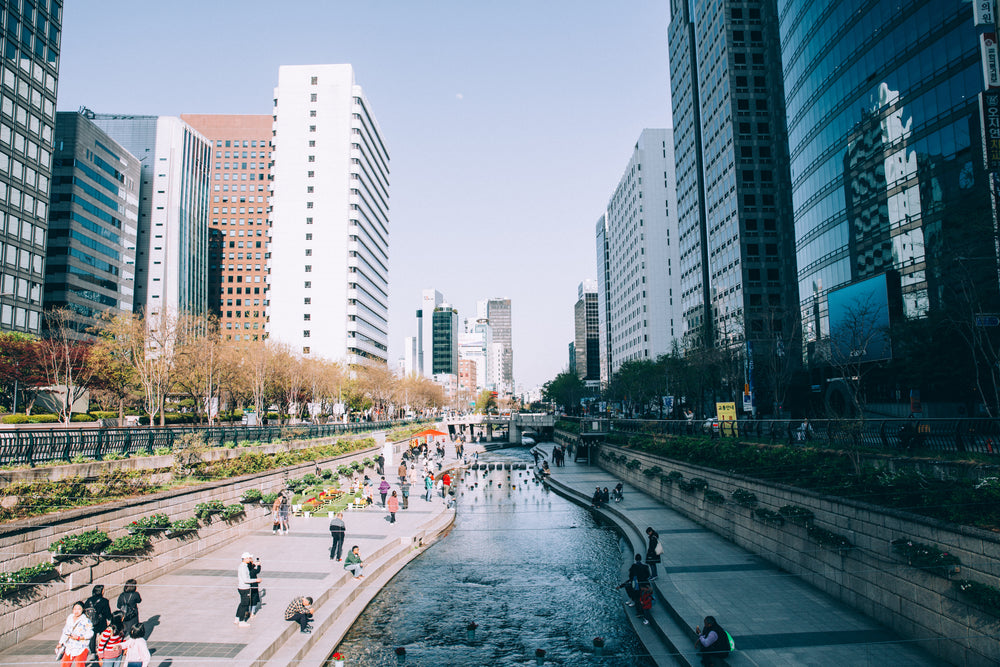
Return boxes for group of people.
[549,444,566,466]
[56,581,148,667]
[271,492,291,534]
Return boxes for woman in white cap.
[235,552,258,627]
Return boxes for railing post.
[63,430,72,463]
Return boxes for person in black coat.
[617,554,651,614]
[116,579,141,631]
[84,584,112,657]
[645,527,661,579]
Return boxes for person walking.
[55,601,93,667]
[400,480,411,510]
[248,555,263,619]
[234,552,257,627]
[638,583,654,625]
[378,477,390,506]
[375,453,385,475]
[645,527,662,580]
[278,495,291,534]
[398,461,407,484]
[329,511,346,561]
[442,471,451,496]
[121,623,150,667]
[424,473,434,502]
[344,545,365,579]
[387,490,399,523]
[84,584,112,659]
[115,580,141,634]
[284,596,314,634]
[95,611,126,667]
[695,616,732,666]
[271,493,283,535]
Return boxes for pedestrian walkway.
[0,443,472,667]
[540,444,940,667]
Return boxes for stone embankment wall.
[554,430,999,666]
[0,445,385,651]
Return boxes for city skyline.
[54,0,672,389]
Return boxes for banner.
[980,91,1000,171]
[975,0,996,26]
[982,33,1000,88]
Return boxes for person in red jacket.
[387,490,399,523]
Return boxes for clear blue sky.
[57,0,672,389]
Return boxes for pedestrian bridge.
[442,413,555,444]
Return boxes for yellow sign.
[716,402,738,436]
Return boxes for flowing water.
[330,448,655,666]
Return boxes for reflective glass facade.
[780,0,995,353]
[0,0,60,334]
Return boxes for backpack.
[639,589,653,610]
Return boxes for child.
[638,583,653,625]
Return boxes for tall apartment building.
[574,279,600,383]
[596,129,681,376]
[458,312,489,390]
[458,358,477,399]
[668,0,799,362]
[480,297,513,393]
[88,111,211,319]
[0,0,61,334]
[181,115,272,344]
[401,334,418,376]
[779,0,996,356]
[268,64,390,364]
[416,288,443,376]
[431,302,458,375]
[45,111,138,338]
[595,214,611,384]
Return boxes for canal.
[331,448,655,666]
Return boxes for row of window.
[215,139,264,148]
[0,301,39,331]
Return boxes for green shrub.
[302,473,320,486]
[240,489,263,503]
[704,490,726,504]
[891,538,961,575]
[135,449,151,457]
[320,468,333,479]
[351,461,363,472]
[362,457,374,468]
[48,530,111,558]
[194,500,225,519]
[127,513,170,533]
[0,562,56,597]
[626,459,642,470]
[731,489,759,508]
[92,411,117,420]
[103,534,151,556]
[71,413,95,422]
[153,447,173,456]
[678,480,695,493]
[753,508,785,526]
[337,465,352,477]
[70,455,92,464]
[779,505,815,526]
[957,580,1000,617]
[261,492,280,505]
[28,414,59,423]
[667,470,683,482]
[807,524,853,551]
[167,517,199,535]
[221,504,245,520]
[689,477,709,491]
[642,466,663,477]
[1,414,29,424]
[104,453,125,461]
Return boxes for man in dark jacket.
[328,512,346,561]
[84,584,112,656]
[617,554,651,612]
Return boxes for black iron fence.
[559,417,1000,456]
[0,421,400,468]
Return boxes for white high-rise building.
[88,113,211,319]
[597,129,680,375]
[267,64,390,364]
[459,315,489,390]
[402,335,418,376]
[417,288,443,376]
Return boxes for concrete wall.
[0,445,383,652]
[554,432,1000,666]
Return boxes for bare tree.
[37,309,98,424]
[89,312,141,425]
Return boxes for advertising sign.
[981,91,1000,171]
[975,0,996,26]
[716,402,738,436]
[982,33,1000,88]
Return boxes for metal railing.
[0,421,401,468]
[559,417,1000,456]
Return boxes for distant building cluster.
[0,8,388,368]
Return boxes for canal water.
[331,448,654,666]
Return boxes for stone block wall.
[0,446,381,651]
[582,438,999,666]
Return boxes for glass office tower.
[780,0,996,357]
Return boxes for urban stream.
[329,447,655,666]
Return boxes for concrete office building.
[458,357,476,399]
[416,288,443,376]
[88,111,211,319]
[480,297,513,393]
[779,0,996,359]
[574,279,600,383]
[568,341,576,376]
[668,0,799,361]
[181,114,272,345]
[401,334,418,376]
[44,111,139,338]
[0,0,61,334]
[596,129,682,376]
[267,64,390,365]
[595,214,612,384]
[458,313,489,390]
[431,302,458,375]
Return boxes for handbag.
[654,540,664,556]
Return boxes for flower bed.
[240,488,263,504]
[731,488,758,508]
[128,513,170,534]
[103,533,151,557]
[220,504,245,520]
[807,524,853,551]
[166,517,200,537]
[752,508,785,526]
[890,538,961,576]
[779,505,815,526]
[0,562,56,597]
[957,580,1000,618]
[48,530,110,560]
[194,500,225,520]
[704,490,726,504]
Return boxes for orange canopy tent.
[413,428,448,438]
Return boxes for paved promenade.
[540,444,940,667]
[0,447,467,667]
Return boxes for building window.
[305,233,312,240]
[303,330,310,337]
[309,125,316,132]
[306,217,313,224]
[306,186,314,193]
[304,297,311,304]
[310,110,316,117]
[305,249,312,256]
[304,265,312,272]
[306,202,313,208]
[304,281,311,288]
[310,76,318,85]
[304,313,311,321]
[303,346,310,354]
[308,155,315,162]
[307,171,314,177]
[310,93,317,102]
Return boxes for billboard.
[827,273,894,364]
